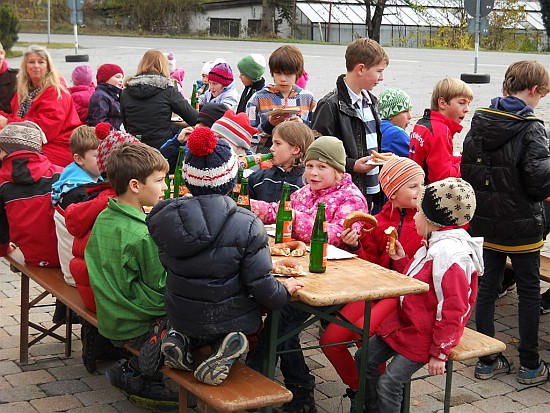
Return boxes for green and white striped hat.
[378,88,412,120]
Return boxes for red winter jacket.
[65,183,115,312]
[356,201,422,274]
[409,109,463,184]
[2,84,82,167]
[0,151,62,266]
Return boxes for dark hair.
[345,38,389,72]
[268,45,304,78]
[106,142,168,196]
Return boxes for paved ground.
[0,244,548,413]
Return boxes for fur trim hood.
[125,74,173,99]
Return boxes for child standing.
[461,60,550,384]
[87,64,124,129]
[319,156,425,411]
[69,65,95,124]
[246,45,316,154]
[52,125,102,287]
[409,77,473,184]
[236,54,266,113]
[248,121,314,202]
[198,62,239,109]
[356,177,482,413]
[85,142,175,409]
[146,128,303,385]
[378,88,413,158]
[0,121,61,266]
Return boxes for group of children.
[0,36,548,413]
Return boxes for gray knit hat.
[378,88,412,120]
[420,178,476,227]
[304,136,346,173]
[0,121,47,154]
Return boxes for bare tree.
[261,0,275,35]
[540,0,550,39]
[364,0,387,42]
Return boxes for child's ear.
[531,85,539,96]
[292,145,302,156]
[437,96,448,111]
[128,178,140,194]
[73,153,84,166]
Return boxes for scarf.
[17,87,41,118]
[0,60,7,75]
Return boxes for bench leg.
[19,274,30,365]
[179,385,188,413]
[401,381,411,413]
[65,307,73,358]
[443,360,453,413]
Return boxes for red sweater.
[2,85,81,167]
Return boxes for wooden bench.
[3,248,292,413]
[403,327,506,413]
[506,254,550,284]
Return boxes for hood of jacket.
[428,228,484,276]
[472,97,542,151]
[147,194,237,258]
[0,151,59,185]
[125,73,173,99]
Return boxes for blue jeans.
[355,335,423,413]
[246,304,315,389]
[476,249,541,369]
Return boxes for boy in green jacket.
[85,142,173,410]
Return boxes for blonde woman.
[0,45,81,167]
[120,49,198,149]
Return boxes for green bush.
[0,5,19,51]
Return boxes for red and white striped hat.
[211,109,257,150]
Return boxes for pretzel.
[273,259,305,276]
[371,150,394,162]
[384,226,398,255]
[271,241,307,257]
[343,211,378,240]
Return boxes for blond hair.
[273,122,314,167]
[430,78,474,111]
[70,125,99,157]
[18,45,66,103]
[345,38,389,72]
[136,49,170,78]
[502,60,550,97]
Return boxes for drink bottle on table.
[275,182,292,244]
[237,177,251,210]
[309,202,328,273]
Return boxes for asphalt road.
[13,33,550,142]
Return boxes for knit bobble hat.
[237,54,266,82]
[183,128,238,196]
[197,103,228,128]
[0,121,47,154]
[378,88,412,120]
[166,52,176,74]
[211,110,257,150]
[304,136,346,173]
[95,122,139,174]
[420,178,476,228]
[208,63,234,86]
[96,63,124,84]
[379,156,425,199]
[71,65,94,86]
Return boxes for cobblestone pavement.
[0,245,549,413]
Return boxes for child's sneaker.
[161,328,194,371]
[541,291,550,315]
[517,360,549,385]
[129,377,179,412]
[194,332,248,385]
[105,361,145,395]
[474,354,512,379]
[139,318,168,376]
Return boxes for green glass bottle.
[309,202,328,273]
[164,170,172,199]
[173,146,185,197]
[236,177,251,210]
[275,182,292,244]
[191,83,199,110]
[237,153,273,169]
[231,168,244,202]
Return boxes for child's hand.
[177,126,194,144]
[341,227,359,249]
[354,156,377,173]
[288,115,303,123]
[0,115,7,129]
[387,239,405,260]
[279,277,305,295]
[269,113,290,126]
[428,357,446,375]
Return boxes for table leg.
[356,300,372,413]
[20,274,30,365]
[444,360,453,413]
[264,309,281,413]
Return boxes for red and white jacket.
[377,228,483,363]
[0,151,62,266]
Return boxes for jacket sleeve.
[425,126,461,183]
[520,124,550,201]
[170,89,198,126]
[312,98,338,137]
[0,198,9,256]
[86,93,109,126]
[250,199,277,224]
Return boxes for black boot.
[274,383,317,413]
[81,321,130,373]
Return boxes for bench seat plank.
[450,327,506,361]
[506,255,550,284]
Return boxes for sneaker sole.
[474,359,513,380]
[129,394,179,412]
[517,374,549,385]
[541,307,550,315]
[194,332,248,385]
[161,341,193,371]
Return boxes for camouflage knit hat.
[378,88,412,120]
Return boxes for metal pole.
[474,0,480,73]
[73,0,78,54]
[47,0,51,44]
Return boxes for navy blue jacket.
[248,165,305,202]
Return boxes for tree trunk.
[540,0,550,40]
[261,0,275,36]
[366,0,386,42]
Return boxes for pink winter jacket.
[251,173,368,248]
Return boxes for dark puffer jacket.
[121,73,198,149]
[147,194,290,340]
[461,97,550,252]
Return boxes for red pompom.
[187,128,218,157]
[95,123,111,140]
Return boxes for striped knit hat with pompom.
[95,123,139,174]
[183,127,238,196]
[208,62,234,86]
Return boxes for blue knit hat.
[183,128,238,196]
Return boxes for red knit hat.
[96,63,124,84]
[211,110,257,150]
[95,123,139,174]
[208,63,234,86]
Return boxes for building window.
[210,18,241,37]
[248,19,261,36]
